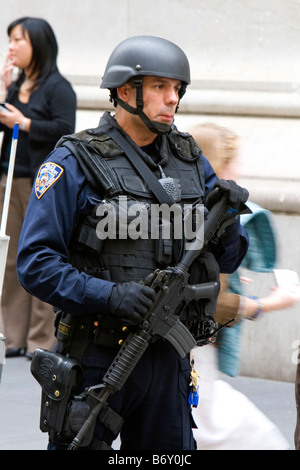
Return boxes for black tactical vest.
[59,114,206,284]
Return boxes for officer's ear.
[117,82,134,103]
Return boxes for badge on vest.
[35,162,64,199]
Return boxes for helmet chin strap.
[138,111,172,135]
[116,78,174,135]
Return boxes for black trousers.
[49,339,196,450]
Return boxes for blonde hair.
[189,123,239,178]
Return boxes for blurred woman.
[0,17,76,358]
[189,122,300,450]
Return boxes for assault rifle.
[67,190,251,450]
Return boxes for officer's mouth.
[158,113,174,124]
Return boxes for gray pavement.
[0,355,297,451]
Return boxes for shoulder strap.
[98,118,174,205]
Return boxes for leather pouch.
[31,348,83,433]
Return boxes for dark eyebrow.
[152,77,181,87]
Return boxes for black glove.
[108,282,156,325]
[206,179,249,210]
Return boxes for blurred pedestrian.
[0,17,76,359]
[189,122,300,450]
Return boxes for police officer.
[17,36,249,450]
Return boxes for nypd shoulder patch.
[35,162,64,199]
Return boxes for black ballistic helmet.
[100,36,191,134]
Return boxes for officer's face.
[116,76,182,144]
[141,76,181,126]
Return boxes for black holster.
[31,348,83,435]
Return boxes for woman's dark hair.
[8,17,58,86]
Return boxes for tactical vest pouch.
[54,310,93,361]
[31,349,83,434]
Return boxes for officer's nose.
[165,88,179,106]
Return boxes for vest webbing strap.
[98,121,174,205]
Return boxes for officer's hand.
[206,179,249,210]
[108,282,156,325]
